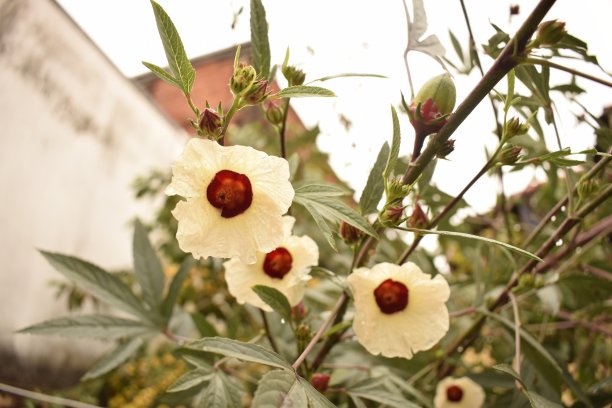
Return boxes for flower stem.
[520,57,612,88]
[260,309,280,354]
[278,99,291,159]
[0,383,101,408]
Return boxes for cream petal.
[347,262,450,359]
[434,377,485,408]
[166,139,222,198]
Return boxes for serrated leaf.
[359,142,390,214]
[19,315,155,339]
[191,313,219,337]
[294,183,349,198]
[277,86,335,98]
[252,370,307,408]
[150,0,195,94]
[383,106,401,180]
[250,0,270,79]
[201,374,227,408]
[294,194,377,239]
[82,337,142,380]
[448,30,464,63]
[252,285,292,322]
[186,337,292,370]
[162,257,194,321]
[494,365,562,408]
[308,73,386,83]
[39,251,149,321]
[133,220,164,314]
[142,61,181,88]
[402,228,542,261]
[300,377,336,408]
[301,201,337,250]
[168,367,212,393]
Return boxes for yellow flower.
[224,216,318,310]
[166,139,294,264]
[434,377,485,408]
[347,262,450,359]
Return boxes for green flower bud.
[409,74,456,136]
[407,203,429,229]
[264,101,284,125]
[577,178,599,201]
[505,117,530,138]
[499,144,523,165]
[230,63,257,95]
[536,20,567,46]
[379,205,404,227]
[199,108,223,137]
[282,65,306,86]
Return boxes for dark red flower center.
[206,170,253,218]
[263,247,293,279]
[373,279,409,314]
[446,385,464,402]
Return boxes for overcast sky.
[57,0,611,215]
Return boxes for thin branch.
[260,309,280,354]
[509,293,523,384]
[278,99,291,159]
[521,57,612,88]
[0,383,102,408]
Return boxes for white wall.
[0,0,186,371]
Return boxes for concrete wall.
[0,0,186,380]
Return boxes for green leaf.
[252,370,307,408]
[277,86,335,98]
[186,337,292,370]
[300,377,336,408]
[401,228,542,262]
[133,220,164,314]
[39,251,149,321]
[162,257,194,321]
[505,69,515,113]
[308,73,387,83]
[347,389,418,408]
[493,365,563,408]
[294,183,349,198]
[202,374,227,408]
[250,0,271,79]
[293,194,377,239]
[18,315,155,340]
[168,367,212,393]
[191,313,219,338]
[150,0,195,94]
[252,285,292,322]
[300,201,337,250]
[142,62,182,88]
[383,106,401,180]
[485,311,591,407]
[557,275,612,309]
[359,142,390,214]
[82,337,142,380]
[448,30,464,63]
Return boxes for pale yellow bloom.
[224,216,318,310]
[166,139,294,264]
[347,262,450,359]
[434,377,485,408]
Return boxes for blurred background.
[0,0,610,399]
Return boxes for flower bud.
[282,65,306,86]
[264,101,285,125]
[499,144,523,165]
[199,108,222,137]
[295,323,312,344]
[310,373,331,393]
[407,203,429,229]
[505,117,529,138]
[577,178,599,201]
[408,74,456,136]
[379,205,404,227]
[386,177,411,204]
[339,221,364,245]
[230,63,257,95]
[244,79,269,104]
[291,303,307,321]
[436,139,456,159]
[536,20,566,46]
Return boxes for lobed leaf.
[167,367,212,393]
[150,0,195,94]
[299,377,336,408]
[162,257,194,321]
[133,220,164,314]
[383,106,401,180]
[39,251,149,321]
[82,337,142,380]
[186,337,292,370]
[252,370,307,408]
[18,315,155,340]
[250,0,271,79]
[142,62,181,88]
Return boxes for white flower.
[166,139,294,264]
[346,262,450,359]
[434,377,485,408]
[223,216,318,310]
